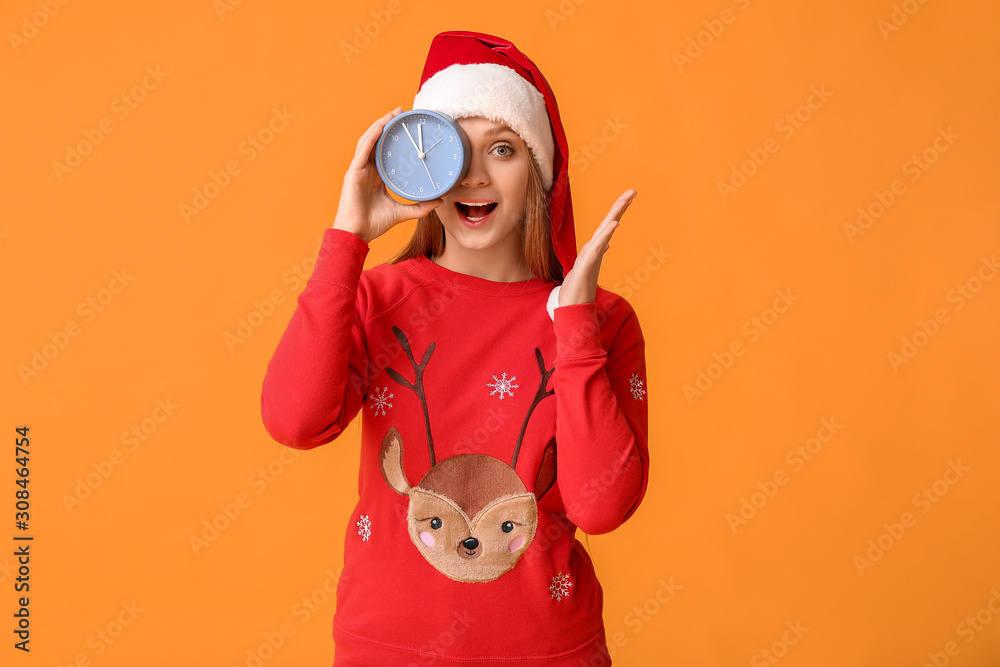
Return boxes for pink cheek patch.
[508,535,526,552]
[419,531,435,547]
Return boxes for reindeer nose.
[463,537,479,550]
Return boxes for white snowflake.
[629,373,646,401]
[369,386,394,416]
[550,572,573,601]
[487,372,519,399]
[356,515,372,541]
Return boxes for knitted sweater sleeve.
[551,298,650,535]
[260,228,371,449]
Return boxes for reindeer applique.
[378,325,558,583]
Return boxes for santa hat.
[412,30,577,277]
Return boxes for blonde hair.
[387,152,563,284]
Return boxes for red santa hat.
[412,30,577,277]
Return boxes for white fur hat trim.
[413,62,554,191]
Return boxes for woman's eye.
[493,144,514,157]
[501,521,514,533]
[430,517,442,530]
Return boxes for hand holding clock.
[332,107,444,243]
[558,189,638,307]
[331,105,639,304]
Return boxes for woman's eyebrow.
[483,124,516,138]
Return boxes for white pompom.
[546,285,561,321]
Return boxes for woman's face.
[436,116,530,257]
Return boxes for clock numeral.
[435,183,440,188]
[419,186,424,192]
[392,134,398,141]
[448,171,453,176]
[386,151,391,157]
[449,136,454,142]
[453,153,457,159]
[389,168,395,175]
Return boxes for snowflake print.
[369,386,394,416]
[487,372,519,400]
[356,515,372,542]
[629,373,646,401]
[550,572,574,601]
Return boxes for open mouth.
[455,201,498,224]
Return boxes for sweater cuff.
[310,227,371,292]
[553,301,605,359]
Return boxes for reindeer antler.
[511,347,555,469]
[385,326,438,466]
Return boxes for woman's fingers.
[605,189,637,224]
[582,190,634,252]
[578,189,636,268]
[558,189,636,306]
[349,106,404,172]
[587,193,631,250]
[396,198,443,224]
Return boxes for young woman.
[261,30,649,666]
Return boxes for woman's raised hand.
[332,106,444,242]
[558,189,637,307]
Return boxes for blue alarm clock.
[375,109,471,202]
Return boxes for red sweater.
[261,227,650,665]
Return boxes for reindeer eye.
[430,517,442,530]
[501,521,514,533]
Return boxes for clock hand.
[404,120,435,190]
[401,122,423,158]
[423,138,443,154]
[420,155,436,190]
[418,122,424,154]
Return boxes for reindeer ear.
[379,426,412,496]
[533,437,557,500]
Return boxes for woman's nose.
[461,155,489,187]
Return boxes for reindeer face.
[382,446,543,582]
[408,488,537,582]
[378,326,557,584]
[409,469,538,582]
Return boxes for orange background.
[3,0,999,664]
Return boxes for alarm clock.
[375,109,471,202]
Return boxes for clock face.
[376,110,470,202]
